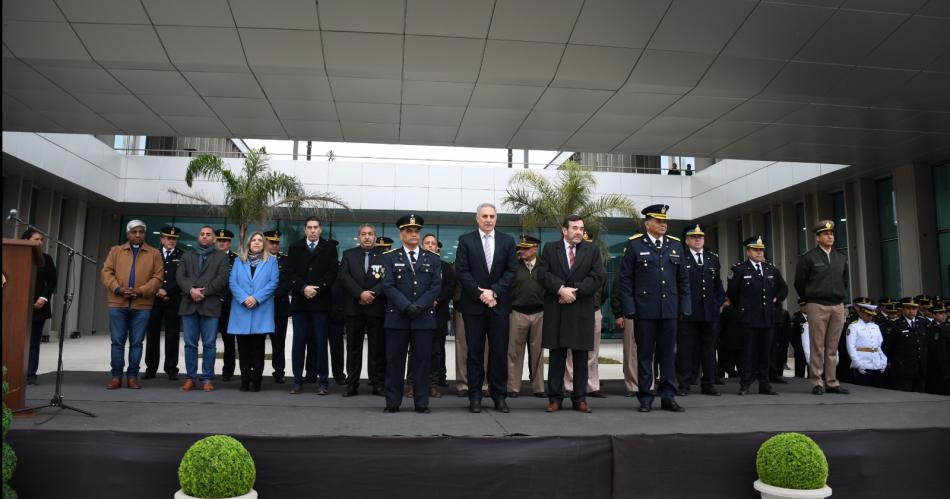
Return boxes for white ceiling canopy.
[3,0,949,166]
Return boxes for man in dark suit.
[619,204,691,413]
[264,230,290,384]
[214,229,239,381]
[23,228,57,386]
[286,216,338,395]
[144,226,184,381]
[537,216,606,413]
[338,224,387,396]
[676,223,725,396]
[455,203,519,413]
[380,214,442,413]
[726,236,789,396]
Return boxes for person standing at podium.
[22,228,57,386]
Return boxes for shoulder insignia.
[629,234,644,240]
[709,251,719,258]
[731,262,741,269]
[667,235,681,241]
[383,248,398,254]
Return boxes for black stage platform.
[9,372,950,498]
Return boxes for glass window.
[832,191,848,250]
[763,212,773,261]
[934,163,950,296]
[795,203,807,255]
[876,177,901,298]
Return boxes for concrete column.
[893,164,939,295]
[51,198,88,337]
[78,206,104,335]
[778,201,801,306]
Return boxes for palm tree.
[502,160,639,247]
[170,147,348,252]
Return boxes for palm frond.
[184,154,227,187]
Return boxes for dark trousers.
[792,332,807,378]
[328,318,346,380]
[236,334,266,384]
[292,311,328,385]
[385,329,432,409]
[677,321,717,388]
[27,320,46,381]
[269,314,288,377]
[740,326,773,387]
[345,315,385,389]
[145,303,181,375]
[635,318,678,404]
[219,303,236,376]
[463,311,510,401]
[851,369,884,388]
[547,348,588,403]
[431,324,448,384]
[771,325,790,378]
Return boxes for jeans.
[182,314,219,382]
[108,307,151,379]
[292,312,328,385]
[28,320,46,381]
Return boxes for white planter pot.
[175,489,257,499]
[754,480,832,499]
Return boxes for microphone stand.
[10,214,96,418]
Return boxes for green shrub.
[2,406,10,439]
[756,432,828,490]
[4,482,18,499]
[2,366,14,499]
[178,435,255,498]
[2,443,15,484]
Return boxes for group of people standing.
[68,202,946,414]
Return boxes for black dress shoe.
[770,376,789,384]
[588,391,607,398]
[167,373,179,381]
[738,386,749,396]
[456,389,469,397]
[289,383,303,394]
[812,385,825,395]
[342,388,359,397]
[142,372,156,380]
[701,387,721,396]
[660,399,685,412]
[826,386,850,394]
[493,398,510,413]
[638,401,652,413]
[415,406,431,414]
[383,406,399,413]
[507,391,519,398]
[372,386,385,396]
[533,392,547,398]
[759,385,779,396]
[273,375,286,384]
[469,400,482,413]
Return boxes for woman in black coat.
[23,228,57,385]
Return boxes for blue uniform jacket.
[227,256,279,334]
[681,248,726,322]
[380,247,442,330]
[726,260,788,328]
[619,234,691,319]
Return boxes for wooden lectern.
[2,238,43,411]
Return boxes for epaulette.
[629,234,643,240]
[383,248,398,254]
[731,262,741,269]
[667,235,681,241]
[710,251,719,258]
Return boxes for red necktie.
[569,244,575,269]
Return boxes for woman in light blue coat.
[228,232,279,391]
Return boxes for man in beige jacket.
[101,219,163,389]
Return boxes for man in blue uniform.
[726,236,788,396]
[619,204,691,413]
[380,214,442,413]
[144,226,184,381]
[677,223,726,396]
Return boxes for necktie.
[697,252,703,265]
[568,244,575,269]
[364,252,370,273]
[409,250,417,270]
[655,238,662,249]
[309,241,316,251]
[756,263,763,276]
[483,234,493,270]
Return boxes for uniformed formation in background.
[46,203,944,414]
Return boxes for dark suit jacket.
[726,260,788,327]
[286,238,339,313]
[176,249,231,318]
[32,253,57,322]
[155,247,184,309]
[380,247,442,330]
[681,248,726,322]
[338,245,387,318]
[536,239,606,351]
[436,259,455,327]
[454,230,518,315]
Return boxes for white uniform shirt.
[845,318,887,372]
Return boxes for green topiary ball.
[2,406,11,439]
[4,482,18,499]
[756,432,828,490]
[2,442,16,484]
[178,435,255,498]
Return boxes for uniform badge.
[371,264,384,279]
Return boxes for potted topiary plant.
[176,435,256,499]
[754,432,832,499]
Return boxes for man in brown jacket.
[100,219,164,389]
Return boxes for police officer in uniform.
[726,236,788,396]
[619,204,691,413]
[884,297,928,392]
[144,226,184,380]
[264,230,290,384]
[380,214,441,413]
[677,223,725,396]
[215,229,239,381]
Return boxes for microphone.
[7,209,17,221]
